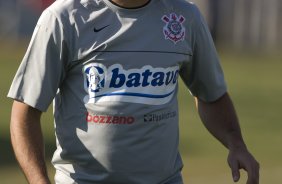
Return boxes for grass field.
[0,42,281,184]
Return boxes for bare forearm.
[196,93,246,150]
[196,93,259,183]
[10,101,51,184]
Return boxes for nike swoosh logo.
[94,25,110,32]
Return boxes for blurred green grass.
[0,41,281,183]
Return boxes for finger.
[246,170,258,184]
[246,161,260,184]
[228,159,240,182]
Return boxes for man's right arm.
[10,101,51,184]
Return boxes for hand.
[227,148,260,184]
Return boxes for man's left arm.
[196,92,260,184]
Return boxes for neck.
[109,0,150,8]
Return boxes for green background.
[1,41,281,183]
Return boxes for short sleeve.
[180,5,227,102]
[7,9,68,111]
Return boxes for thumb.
[229,159,240,182]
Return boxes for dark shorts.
[162,171,183,184]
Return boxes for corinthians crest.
[162,13,185,44]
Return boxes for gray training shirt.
[8,0,227,183]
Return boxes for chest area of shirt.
[71,9,193,61]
